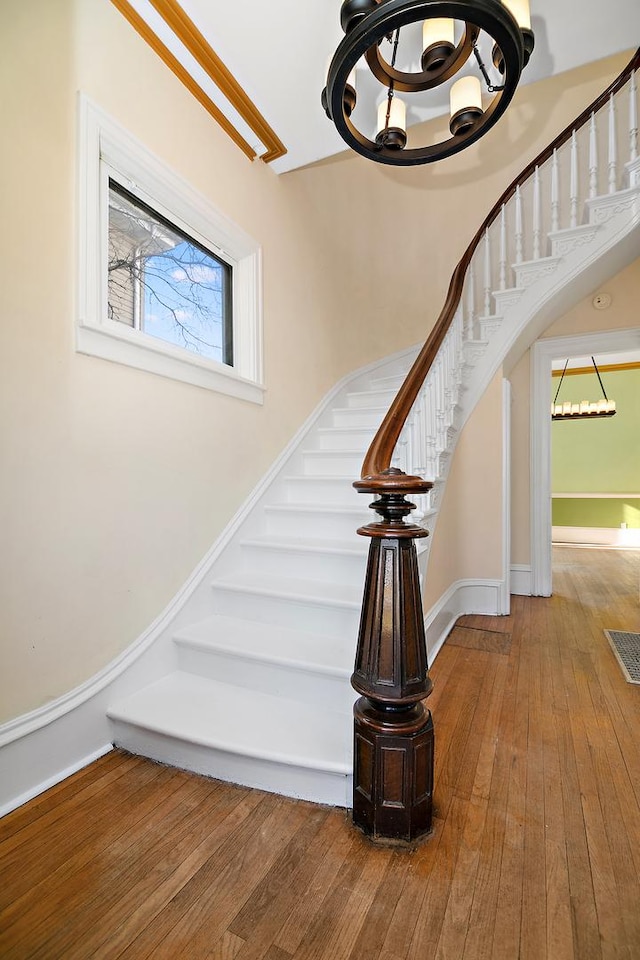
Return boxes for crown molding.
[551,360,640,376]
[110,0,287,164]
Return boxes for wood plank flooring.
[1,545,639,959]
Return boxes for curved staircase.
[12,52,637,816]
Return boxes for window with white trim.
[77,96,264,402]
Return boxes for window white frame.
[76,95,264,402]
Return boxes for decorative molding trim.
[479,317,503,339]
[552,361,640,377]
[110,0,286,164]
[510,564,532,596]
[531,327,640,595]
[549,224,600,258]
[424,578,506,666]
[552,492,640,499]
[514,257,561,290]
[586,187,640,225]
[500,379,512,615]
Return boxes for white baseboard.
[552,526,640,547]
[0,743,113,819]
[424,578,507,664]
[510,564,532,595]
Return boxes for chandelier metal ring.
[364,22,479,92]
[324,0,527,166]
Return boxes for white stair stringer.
[106,344,424,808]
[105,78,640,811]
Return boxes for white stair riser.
[210,584,362,639]
[302,451,362,476]
[369,375,407,391]
[110,722,352,807]
[316,429,373,451]
[176,642,356,712]
[239,543,368,586]
[332,407,385,429]
[264,507,369,540]
[282,476,362,505]
[346,389,397,409]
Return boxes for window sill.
[76,321,265,403]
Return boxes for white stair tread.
[317,426,374,436]
[174,613,352,676]
[283,474,362,482]
[108,672,351,774]
[303,449,362,459]
[265,503,368,517]
[241,535,367,557]
[332,405,387,416]
[283,474,364,494]
[211,573,362,608]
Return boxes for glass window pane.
[107,180,232,365]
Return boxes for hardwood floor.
[1,546,639,959]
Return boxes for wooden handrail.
[360,47,640,482]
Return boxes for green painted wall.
[552,497,640,528]
[551,368,640,527]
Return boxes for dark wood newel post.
[352,467,434,843]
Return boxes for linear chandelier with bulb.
[551,357,618,421]
[321,0,535,165]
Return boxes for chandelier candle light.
[322,0,535,165]
[551,357,618,420]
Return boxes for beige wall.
[424,373,505,611]
[0,0,347,721]
[289,51,632,373]
[0,0,632,723]
[509,257,640,566]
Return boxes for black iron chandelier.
[322,0,535,165]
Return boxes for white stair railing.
[390,55,639,532]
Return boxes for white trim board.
[530,327,640,596]
[500,379,512,615]
[510,564,533,596]
[424,578,507,666]
[0,745,113,820]
[552,526,640,547]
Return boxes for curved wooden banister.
[360,46,640,483]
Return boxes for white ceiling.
[552,351,640,371]
[136,1,640,172]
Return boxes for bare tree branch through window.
[107,181,233,365]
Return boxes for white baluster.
[499,204,507,290]
[551,149,560,233]
[589,112,598,199]
[608,93,617,193]
[483,228,492,316]
[515,185,523,263]
[466,262,476,339]
[532,166,541,260]
[630,70,638,163]
[570,130,578,228]
[426,379,436,475]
